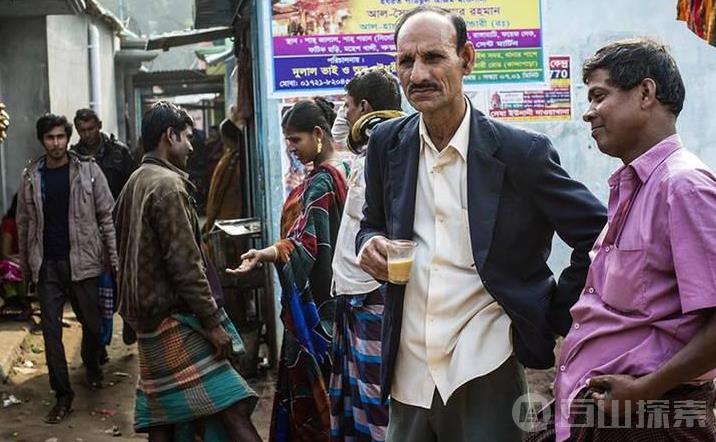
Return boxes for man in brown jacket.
[17,113,118,424]
[114,102,260,440]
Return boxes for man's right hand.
[206,325,233,360]
[358,236,390,282]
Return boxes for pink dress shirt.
[554,134,716,441]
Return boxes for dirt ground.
[0,311,273,442]
[0,309,557,442]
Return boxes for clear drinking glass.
[386,240,417,285]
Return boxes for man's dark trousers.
[37,260,101,399]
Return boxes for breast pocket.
[600,247,646,313]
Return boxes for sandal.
[44,400,72,424]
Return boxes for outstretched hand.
[226,249,260,275]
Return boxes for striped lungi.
[330,287,388,442]
[134,308,257,432]
[524,382,716,442]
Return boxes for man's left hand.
[587,374,657,416]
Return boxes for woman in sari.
[228,98,349,442]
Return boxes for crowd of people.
[5,4,716,442]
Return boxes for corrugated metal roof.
[194,0,240,29]
[146,26,234,51]
[134,69,225,97]
[0,0,85,16]
[85,0,132,35]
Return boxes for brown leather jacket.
[113,154,221,333]
[16,151,118,283]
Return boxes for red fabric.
[0,217,18,254]
[692,0,705,36]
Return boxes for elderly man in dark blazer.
[357,6,607,442]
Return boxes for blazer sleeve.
[526,134,607,336]
[356,125,388,255]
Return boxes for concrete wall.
[255,0,716,274]
[0,17,50,209]
[46,14,90,146]
[95,18,120,138]
[46,14,119,142]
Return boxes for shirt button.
[587,287,595,294]
[605,246,611,252]
[574,323,580,330]
[560,365,566,372]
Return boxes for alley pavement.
[0,309,274,441]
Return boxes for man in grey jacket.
[17,113,118,424]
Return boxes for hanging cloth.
[677,0,716,46]
[706,0,716,44]
[677,0,691,21]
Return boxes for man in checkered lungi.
[114,101,261,441]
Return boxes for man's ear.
[640,78,658,109]
[361,100,374,115]
[163,127,174,144]
[461,41,476,75]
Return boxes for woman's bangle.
[266,245,279,262]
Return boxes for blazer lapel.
[466,108,505,270]
[388,116,420,240]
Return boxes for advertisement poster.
[270,0,546,96]
[488,55,571,122]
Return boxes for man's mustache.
[409,83,440,93]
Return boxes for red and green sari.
[270,161,349,442]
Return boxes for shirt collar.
[143,152,190,180]
[607,134,682,187]
[418,97,471,162]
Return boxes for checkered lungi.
[524,382,716,442]
[133,308,257,432]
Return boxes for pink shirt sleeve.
[669,173,716,314]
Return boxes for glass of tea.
[386,239,417,285]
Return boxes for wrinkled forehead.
[396,13,457,53]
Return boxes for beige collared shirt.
[391,101,513,408]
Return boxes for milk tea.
[388,257,414,284]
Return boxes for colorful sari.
[270,162,349,442]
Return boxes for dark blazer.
[357,105,607,402]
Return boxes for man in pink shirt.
[528,38,716,441]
